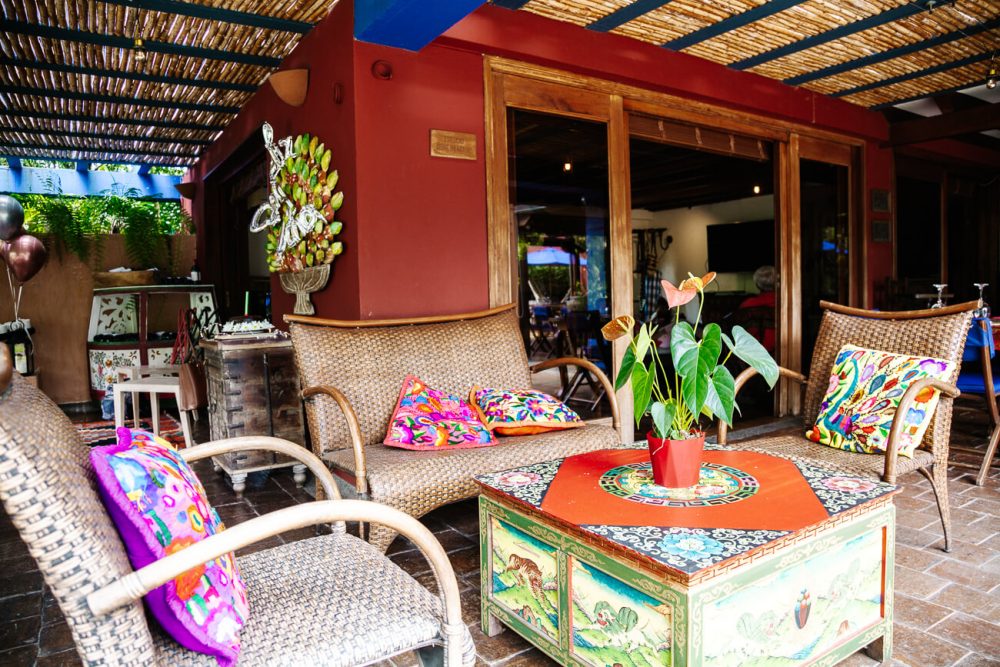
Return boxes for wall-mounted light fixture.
[268,68,309,107]
[753,184,761,195]
[987,54,997,90]
[371,60,393,80]
[133,37,147,63]
[563,161,573,172]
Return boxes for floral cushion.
[470,386,583,436]
[91,428,249,666]
[383,375,495,450]
[806,345,955,457]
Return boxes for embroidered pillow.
[383,375,495,450]
[806,345,955,457]
[91,428,249,666]
[470,387,584,436]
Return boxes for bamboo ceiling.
[0,0,336,167]
[511,0,999,110]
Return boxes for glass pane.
[896,176,943,308]
[508,109,611,417]
[800,158,849,366]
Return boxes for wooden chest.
[201,337,307,493]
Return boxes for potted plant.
[602,272,779,487]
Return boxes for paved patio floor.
[0,405,997,666]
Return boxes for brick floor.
[0,406,997,666]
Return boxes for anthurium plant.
[602,272,780,439]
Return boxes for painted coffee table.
[475,445,898,667]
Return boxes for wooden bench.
[287,304,622,552]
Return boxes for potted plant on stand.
[602,272,779,487]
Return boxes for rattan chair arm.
[882,378,961,484]
[86,499,466,661]
[530,356,620,433]
[302,384,368,497]
[717,366,808,445]
[181,436,340,501]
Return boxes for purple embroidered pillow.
[470,387,583,436]
[91,428,249,666]
[383,375,495,450]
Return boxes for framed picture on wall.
[871,189,891,214]
[871,220,892,243]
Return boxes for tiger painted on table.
[504,553,545,601]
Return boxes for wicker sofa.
[287,304,622,552]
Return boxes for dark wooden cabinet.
[201,338,307,493]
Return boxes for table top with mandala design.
[475,444,897,578]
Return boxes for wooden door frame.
[484,57,864,420]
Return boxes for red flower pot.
[647,432,704,488]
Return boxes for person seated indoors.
[736,265,777,354]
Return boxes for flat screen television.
[706,220,774,273]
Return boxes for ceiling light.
[133,37,147,63]
[988,64,997,90]
[563,162,573,172]
[753,185,761,195]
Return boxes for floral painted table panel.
[476,445,898,666]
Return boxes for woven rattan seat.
[718,301,976,551]
[287,305,623,552]
[0,351,474,666]
[156,534,466,666]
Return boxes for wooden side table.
[200,337,307,495]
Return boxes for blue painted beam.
[663,0,806,49]
[3,127,211,147]
[0,165,182,198]
[98,0,313,33]
[491,0,531,8]
[5,157,21,169]
[1,142,197,162]
[588,1,674,33]
[138,164,152,176]
[784,17,1000,86]
[1,19,282,67]
[0,56,258,92]
[1,109,224,132]
[76,161,89,172]
[831,52,994,98]
[2,84,240,114]
[729,0,947,70]
[355,0,485,51]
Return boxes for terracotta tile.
[892,622,969,667]
[953,653,1000,667]
[38,620,74,657]
[465,623,537,663]
[930,584,1000,623]
[928,560,999,591]
[833,653,879,667]
[0,593,41,623]
[387,535,416,555]
[390,548,434,578]
[0,538,30,563]
[893,593,954,630]
[939,540,1000,569]
[896,508,940,531]
[460,585,482,626]
[896,525,942,549]
[895,494,935,512]
[496,648,557,665]
[235,535,283,557]
[388,650,419,666]
[928,613,1000,657]
[895,543,946,572]
[449,547,484,578]
[0,645,38,667]
[895,564,950,600]
[0,572,42,599]
[0,617,40,649]
[36,648,83,667]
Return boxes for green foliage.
[612,276,779,439]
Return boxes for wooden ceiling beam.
[889,103,1000,146]
[1,19,282,67]
[832,52,993,98]
[0,141,197,162]
[0,56,258,93]
[97,0,313,34]
[1,109,223,132]
[664,0,806,50]
[1,151,185,167]
[730,0,948,70]
[872,82,984,110]
[1,84,240,114]
[2,127,211,147]
[785,17,1000,86]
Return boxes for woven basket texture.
[155,534,475,666]
[289,308,533,453]
[328,424,621,551]
[0,374,157,664]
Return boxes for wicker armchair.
[287,304,622,553]
[718,300,976,552]
[0,349,475,666]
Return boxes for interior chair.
[0,348,474,666]
[561,310,610,411]
[950,316,1000,485]
[717,300,976,552]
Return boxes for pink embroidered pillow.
[384,375,495,450]
[470,387,583,436]
[91,428,249,666]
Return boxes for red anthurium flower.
[661,272,716,309]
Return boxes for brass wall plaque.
[430,130,477,160]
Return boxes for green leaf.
[730,325,780,387]
[700,323,723,371]
[705,365,736,426]
[650,400,676,438]
[634,324,653,366]
[615,345,636,392]
[631,364,654,427]
[681,372,710,420]
[670,321,698,378]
